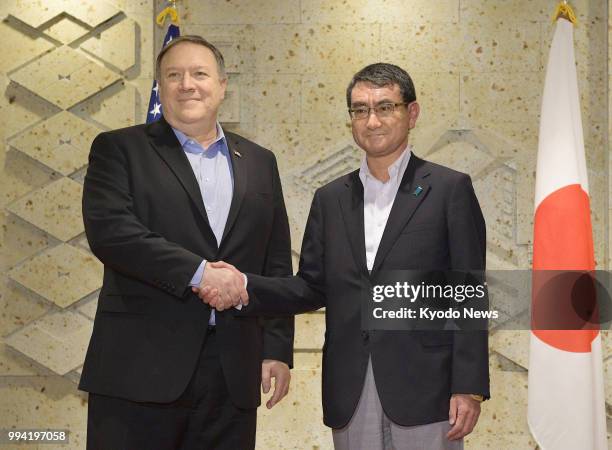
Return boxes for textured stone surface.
[241,74,300,125]
[183,0,300,25]
[7,0,119,28]
[490,330,529,370]
[465,369,536,449]
[0,149,56,209]
[10,46,121,109]
[71,82,137,130]
[4,310,93,375]
[294,313,325,350]
[301,0,459,23]
[43,16,90,44]
[0,211,52,271]
[0,278,49,337]
[0,19,55,73]
[81,18,137,72]
[256,368,331,450]
[9,111,99,176]
[0,76,59,145]
[0,375,87,448]
[7,177,84,241]
[8,244,103,308]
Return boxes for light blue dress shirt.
[172,123,233,326]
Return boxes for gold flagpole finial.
[552,1,577,25]
[156,0,180,27]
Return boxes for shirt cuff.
[189,260,207,287]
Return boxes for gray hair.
[155,35,226,81]
[346,63,416,107]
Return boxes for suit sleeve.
[248,188,327,315]
[82,132,202,298]
[259,156,295,365]
[447,174,490,399]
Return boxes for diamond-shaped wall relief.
[10,46,121,109]
[8,0,119,29]
[290,144,361,194]
[426,140,496,179]
[0,20,55,73]
[81,18,136,72]
[43,16,90,44]
[4,310,93,375]
[71,83,137,130]
[7,177,84,241]
[77,293,98,320]
[10,111,99,176]
[8,243,103,308]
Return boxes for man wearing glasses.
[201,63,489,449]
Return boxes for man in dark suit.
[202,63,489,449]
[79,35,294,450]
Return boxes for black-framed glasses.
[348,102,409,120]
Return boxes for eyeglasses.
[348,102,409,120]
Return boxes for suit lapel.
[146,117,212,230]
[338,171,369,276]
[221,134,247,243]
[371,155,431,273]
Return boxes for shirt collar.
[359,144,412,186]
[172,122,226,153]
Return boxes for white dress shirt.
[358,146,412,271]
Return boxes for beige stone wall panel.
[6,177,84,242]
[0,19,55,73]
[8,243,103,309]
[9,46,122,109]
[43,16,90,45]
[9,111,99,176]
[81,18,137,73]
[4,310,92,375]
[380,23,461,73]
[0,212,52,271]
[71,82,138,130]
[7,0,119,29]
[182,0,300,25]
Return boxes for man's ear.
[220,77,228,100]
[408,101,420,129]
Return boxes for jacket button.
[361,331,369,341]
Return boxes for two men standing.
[80,33,488,450]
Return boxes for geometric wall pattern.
[1,0,610,449]
[0,2,151,446]
[1,0,142,384]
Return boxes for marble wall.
[0,0,609,448]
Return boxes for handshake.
[192,261,248,311]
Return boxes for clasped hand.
[192,261,247,310]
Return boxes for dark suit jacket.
[79,116,294,409]
[247,154,489,428]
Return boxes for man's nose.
[365,109,382,128]
[180,73,195,90]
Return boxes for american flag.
[146,24,180,123]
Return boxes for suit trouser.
[86,329,256,450]
[332,358,463,450]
